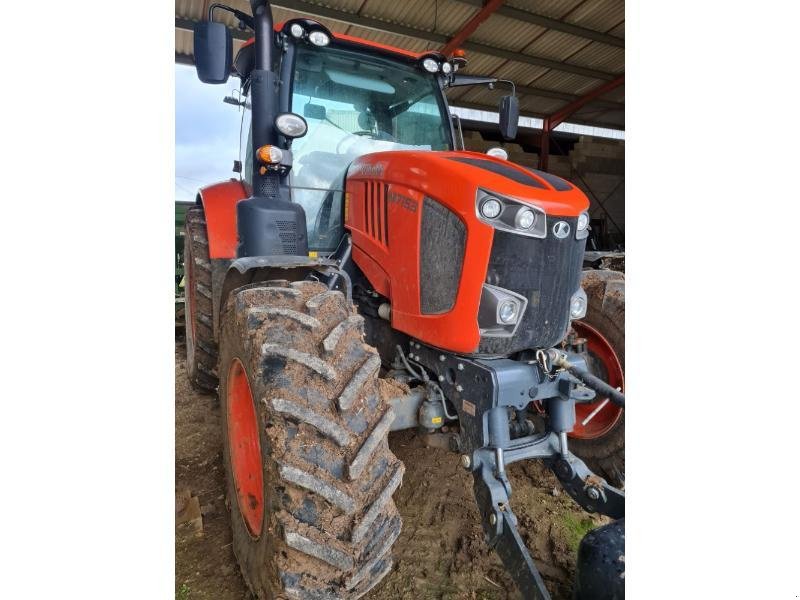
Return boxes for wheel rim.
[227,358,265,538]
[569,320,624,440]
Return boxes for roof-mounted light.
[289,23,305,38]
[309,30,330,46]
[422,57,439,73]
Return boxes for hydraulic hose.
[551,353,625,407]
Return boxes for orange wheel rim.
[227,358,265,537]
[569,320,624,440]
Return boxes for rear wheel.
[184,206,218,392]
[568,270,625,488]
[219,280,404,599]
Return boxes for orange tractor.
[184,2,625,598]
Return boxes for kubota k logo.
[553,221,570,239]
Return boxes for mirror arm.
[447,75,498,89]
[496,79,516,97]
[208,3,255,30]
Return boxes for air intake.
[364,181,389,247]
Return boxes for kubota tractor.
[183,2,625,598]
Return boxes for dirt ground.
[176,337,606,600]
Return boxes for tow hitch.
[407,341,626,600]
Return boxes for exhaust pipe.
[250,0,274,72]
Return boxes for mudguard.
[197,179,249,259]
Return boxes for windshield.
[288,44,452,251]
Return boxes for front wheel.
[219,279,404,599]
[568,270,625,488]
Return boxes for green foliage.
[561,513,596,553]
[176,583,191,600]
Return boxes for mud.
[176,339,604,599]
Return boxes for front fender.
[197,179,249,259]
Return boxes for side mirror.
[499,95,519,141]
[193,21,232,84]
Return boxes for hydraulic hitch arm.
[405,340,626,600]
[471,437,624,599]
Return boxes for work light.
[289,23,304,38]
[422,58,439,73]
[309,30,330,46]
[275,113,308,138]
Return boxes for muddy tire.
[219,280,404,599]
[569,270,625,488]
[184,206,218,392]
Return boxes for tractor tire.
[183,206,218,392]
[219,279,404,600]
[569,270,625,488]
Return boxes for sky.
[175,64,243,203]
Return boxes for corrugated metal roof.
[561,0,623,32]
[566,42,623,73]
[468,13,548,52]
[506,0,584,20]
[360,0,475,34]
[175,0,624,130]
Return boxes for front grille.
[478,215,585,354]
[420,197,466,314]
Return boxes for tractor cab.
[235,28,456,252]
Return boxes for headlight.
[515,208,535,230]
[309,30,330,46]
[577,212,589,231]
[475,189,546,238]
[422,58,439,73]
[289,23,305,38]
[275,113,308,138]
[498,300,519,323]
[478,284,528,338]
[480,197,502,219]
[569,288,587,319]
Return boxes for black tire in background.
[569,270,625,488]
[183,206,219,392]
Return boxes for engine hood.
[346,150,589,217]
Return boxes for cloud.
[175,64,242,202]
